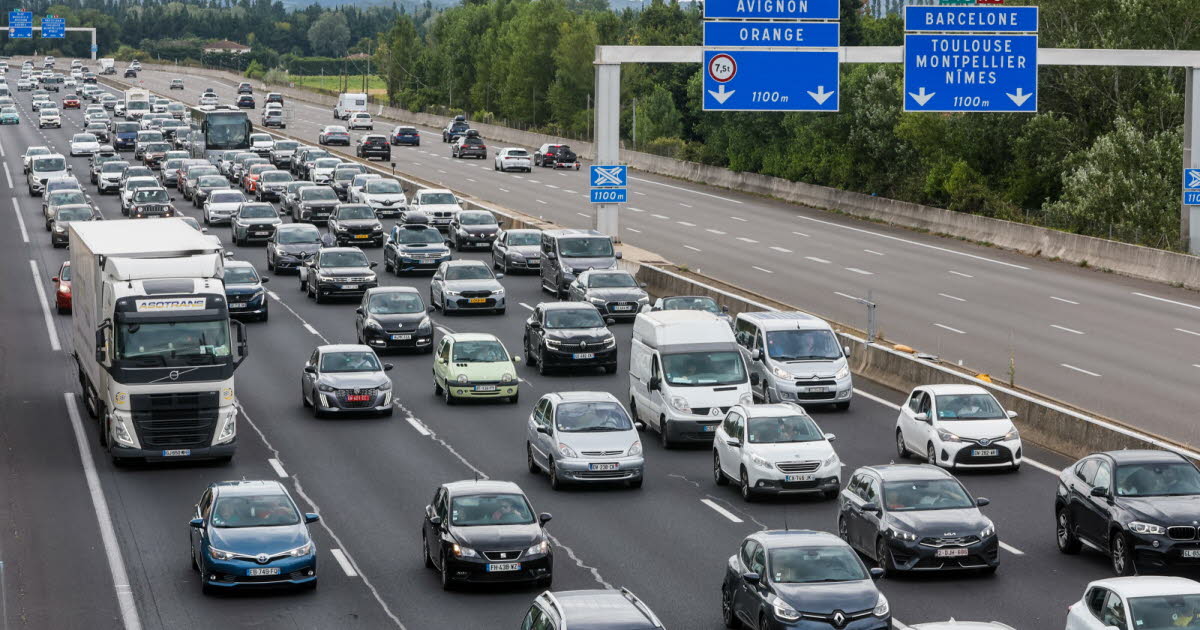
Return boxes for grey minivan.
[525,392,643,490]
[539,229,620,299]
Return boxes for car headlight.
[874,593,890,617]
[886,527,918,542]
[208,546,235,561]
[558,442,579,458]
[287,542,313,557]
[317,274,334,282]
[936,428,964,443]
[444,289,461,296]
[637,295,649,303]
[500,373,515,383]
[822,452,840,468]
[372,225,382,232]
[588,296,607,305]
[602,336,617,349]
[251,289,265,300]
[451,543,478,558]
[378,380,391,391]
[770,365,792,379]
[510,252,525,262]
[1002,427,1019,441]
[835,365,851,379]
[750,453,771,468]
[1129,521,1166,536]
[365,319,383,330]
[628,441,642,456]
[980,521,996,538]
[456,374,468,384]
[739,392,754,405]
[317,383,336,393]
[770,595,801,622]
[416,317,432,332]
[524,540,549,557]
[669,395,690,413]
[545,338,562,348]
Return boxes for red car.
[53,261,71,314]
[62,96,81,109]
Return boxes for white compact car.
[895,384,1021,471]
[38,107,61,128]
[494,147,532,173]
[713,403,841,501]
[69,133,101,156]
[1066,576,1200,630]
[911,622,1015,630]
[347,112,373,130]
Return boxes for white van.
[333,92,368,120]
[629,311,752,448]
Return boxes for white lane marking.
[805,256,830,264]
[844,267,873,275]
[894,620,910,630]
[679,202,692,208]
[834,292,860,301]
[864,249,884,256]
[1051,324,1085,335]
[797,215,1030,270]
[933,323,966,335]
[752,266,774,274]
[999,541,1025,556]
[626,227,642,233]
[1024,458,1061,475]
[528,179,540,184]
[1133,292,1200,311]
[466,178,476,183]
[737,237,758,244]
[519,302,534,311]
[576,212,590,218]
[730,216,748,222]
[12,198,28,243]
[706,228,726,235]
[565,189,578,194]
[437,169,446,174]
[677,221,696,227]
[3,162,11,188]
[545,184,558,189]
[330,549,359,577]
[1176,328,1200,338]
[628,207,644,212]
[792,231,810,237]
[769,246,792,253]
[938,293,966,302]
[0,138,5,157]
[513,175,525,179]
[536,199,547,205]
[405,414,431,436]
[303,323,320,336]
[1061,363,1101,377]
[700,499,744,523]
[267,290,280,300]
[651,213,670,220]
[436,326,454,337]
[29,260,61,351]
[684,245,702,252]
[633,191,647,196]
[948,270,974,278]
[64,394,143,630]
[1050,296,1079,305]
[629,175,743,204]
[268,458,288,478]
[499,187,510,193]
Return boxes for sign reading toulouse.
[703,0,838,20]
[703,21,839,48]
[41,15,65,38]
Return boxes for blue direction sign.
[8,11,32,39]
[1184,169,1200,206]
[904,33,1037,112]
[703,21,839,48]
[590,188,627,204]
[590,165,627,188]
[41,15,65,39]
[704,0,838,20]
[90,44,98,53]
[703,50,838,112]
[906,5,1039,32]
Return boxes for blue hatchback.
[390,125,420,146]
[189,480,320,594]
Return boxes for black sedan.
[566,269,649,321]
[328,203,384,247]
[223,260,269,321]
[721,530,889,630]
[422,480,553,590]
[1056,449,1200,575]
[300,247,378,303]
[356,134,391,161]
[838,464,998,576]
[266,223,321,273]
[523,302,617,376]
[448,209,499,251]
[355,287,434,353]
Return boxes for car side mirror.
[861,503,881,514]
[913,412,929,422]
[843,344,852,357]
[725,439,741,448]
[170,196,176,202]
[721,305,730,313]
[535,425,549,435]
[189,517,204,528]
[752,348,763,361]
[741,572,760,585]
[1006,410,1018,419]
[369,261,378,268]
[495,273,505,280]
[634,421,645,430]
[355,307,363,315]
[824,432,836,442]
[51,276,59,282]
[383,364,394,372]
[428,515,442,526]
[427,305,435,313]
[1090,486,1109,498]
[512,355,522,364]
[538,512,553,526]
[649,376,661,391]
[615,251,623,260]
[304,513,320,524]
[304,365,316,374]
[869,567,885,580]
[976,497,991,507]
[639,282,647,289]
[259,277,269,283]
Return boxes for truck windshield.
[662,351,747,387]
[116,320,231,365]
[204,112,251,150]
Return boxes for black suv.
[523,302,617,375]
[236,94,255,109]
[1056,449,1200,575]
[266,222,322,273]
[328,203,383,247]
[356,134,390,161]
[523,589,662,630]
[300,247,378,303]
[354,286,434,353]
[535,144,579,170]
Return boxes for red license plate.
[346,394,370,402]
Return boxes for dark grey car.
[566,269,648,322]
[230,202,282,246]
[491,228,541,274]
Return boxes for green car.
[433,333,521,404]
[0,107,19,124]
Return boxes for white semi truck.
[124,88,150,120]
[70,219,247,464]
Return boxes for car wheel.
[835,400,851,410]
[422,531,434,568]
[434,378,443,396]
[524,340,536,366]
[267,255,275,271]
[740,467,755,502]
[443,383,455,405]
[440,552,453,591]
[190,542,198,570]
[537,350,549,376]
[721,583,740,629]
[713,450,728,486]
[314,288,325,304]
[301,387,312,408]
[838,516,849,542]
[896,430,910,459]
[549,458,563,491]
[927,443,939,467]
[384,256,393,272]
[659,417,672,449]
[876,538,895,577]
[1112,532,1135,575]
[527,443,540,474]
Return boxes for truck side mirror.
[231,319,249,366]
[94,327,107,363]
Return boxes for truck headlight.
[669,395,690,413]
[216,415,236,443]
[738,392,754,405]
[112,416,136,446]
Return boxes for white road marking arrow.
[1006,87,1033,107]
[708,84,735,105]
[807,85,835,105]
[908,87,935,106]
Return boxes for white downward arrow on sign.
[708,84,735,105]
[1007,87,1033,106]
[908,87,935,106]
[807,85,835,105]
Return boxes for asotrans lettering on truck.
[69,219,248,463]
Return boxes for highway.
[111,66,1200,449]
[0,74,1123,629]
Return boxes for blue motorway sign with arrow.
[1184,169,1200,206]
[703,21,840,48]
[41,15,65,38]
[8,11,32,39]
[703,50,838,112]
[703,0,838,20]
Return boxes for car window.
[449,493,534,526]
[750,544,766,575]
[740,540,757,570]
[1115,462,1200,497]
[521,606,544,630]
[1101,590,1127,628]
[320,250,369,267]
[451,340,507,363]
[587,272,637,288]
[1086,587,1109,617]
[907,390,924,412]
[1093,461,1112,491]
[445,265,493,281]
[533,398,550,427]
[368,292,423,314]
[747,414,823,444]
[1076,458,1100,485]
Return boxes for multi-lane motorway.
[119,66,1200,448]
[0,72,1125,629]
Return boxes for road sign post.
[41,15,65,39]
[8,11,32,39]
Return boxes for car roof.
[736,403,809,418]
[317,343,374,354]
[1087,576,1200,597]
[444,479,523,496]
[910,623,1015,630]
[320,247,364,254]
[866,464,953,481]
[750,529,847,549]
[541,301,599,312]
[545,228,604,238]
[738,310,830,331]
[444,259,488,268]
[505,228,540,235]
[920,384,990,396]
[365,286,419,296]
[445,332,501,343]
[212,479,287,497]
[549,589,660,627]
[1101,449,1189,465]
[224,260,256,270]
[546,391,620,404]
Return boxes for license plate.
[474,385,497,392]
[247,567,280,576]
[702,424,715,432]
[486,563,520,572]
[589,463,619,471]
[254,231,268,236]
[162,449,191,457]
[354,234,369,239]
[341,284,358,290]
[573,353,595,360]
[230,302,246,308]
[972,449,999,457]
[347,394,370,402]
[391,334,412,341]
[936,548,969,558]
[1183,550,1200,558]
[785,474,816,482]
[807,386,829,393]
[468,298,487,304]
[612,305,633,311]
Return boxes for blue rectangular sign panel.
[590,165,627,188]
[906,6,1038,33]
[8,11,32,39]
[703,0,839,20]
[904,33,1037,113]
[1185,191,1200,206]
[1186,169,1200,190]
[703,21,839,48]
[590,188,627,204]
[41,16,65,38]
[703,50,838,112]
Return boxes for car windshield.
[662,296,721,314]
[26,147,51,158]
[1129,594,1200,630]
[368,292,424,314]
[507,231,540,246]
[275,141,298,150]
[337,205,375,220]
[587,272,636,288]
[133,189,168,203]
[50,191,86,205]
[559,237,613,258]
[210,494,300,528]
[420,192,457,205]
[460,212,496,226]
[934,394,1006,420]
[144,143,170,152]
[765,329,842,361]
[661,351,747,386]
[451,340,508,362]
[239,204,276,219]
[72,133,97,143]
[397,227,443,245]
[747,415,823,444]
[335,168,363,180]
[1115,463,1200,497]
[315,158,342,169]
[33,157,66,171]
[304,151,331,161]
[137,132,163,142]
[224,267,259,284]
[57,206,93,222]
[555,401,633,432]
[450,122,469,132]
[320,251,368,267]
[882,479,975,512]
[127,179,157,191]
[445,265,493,281]
[115,123,138,133]
[366,180,402,194]
[279,226,321,244]
[41,108,58,116]
[319,351,380,372]
[126,168,153,178]
[250,134,271,143]
[545,308,605,329]
[210,191,245,204]
[768,546,868,584]
[101,162,127,173]
[116,320,231,364]
[198,176,227,187]
[450,493,534,527]
[301,188,337,201]
[262,172,291,182]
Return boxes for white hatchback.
[712,403,841,501]
[347,112,373,130]
[494,147,532,173]
[1066,576,1200,630]
[895,384,1021,471]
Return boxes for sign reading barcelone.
[906,6,1039,33]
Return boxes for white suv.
[1066,576,1200,630]
[895,384,1021,471]
[713,403,841,501]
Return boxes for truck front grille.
[130,391,219,448]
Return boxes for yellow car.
[433,333,520,404]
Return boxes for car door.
[301,349,320,401]
[1066,458,1100,544]
[908,391,933,452]
[190,488,213,560]
[1099,590,1130,630]
[431,266,445,306]
[535,399,557,470]
[567,277,585,302]
[492,230,506,266]
[433,337,452,387]
[539,235,556,290]
[839,474,867,550]
[1078,458,1114,546]
[1066,586,1112,630]
[730,540,761,624]
[424,487,445,566]
[714,411,736,478]
[861,475,885,554]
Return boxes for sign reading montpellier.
[903,5,1039,113]
[703,0,839,20]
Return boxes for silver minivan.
[526,391,644,490]
[27,153,70,196]
[734,311,854,410]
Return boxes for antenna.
[783,510,789,532]
[473,469,479,483]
